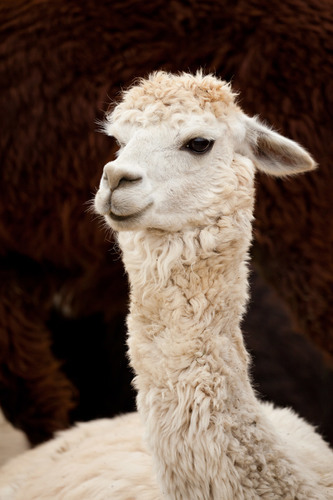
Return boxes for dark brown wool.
[1,0,332,445]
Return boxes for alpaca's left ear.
[241,115,317,176]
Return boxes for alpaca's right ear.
[241,116,317,177]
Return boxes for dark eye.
[184,137,214,154]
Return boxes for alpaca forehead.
[108,72,240,128]
[107,113,226,147]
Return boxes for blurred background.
[0,0,332,462]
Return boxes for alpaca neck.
[118,217,261,496]
[120,221,252,393]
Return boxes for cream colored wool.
[0,409,28,467]
[0,72,332,499]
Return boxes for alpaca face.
[94,72,315,233]
[94,113,254,232]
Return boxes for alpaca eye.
[184,138,214,154]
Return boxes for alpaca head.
[95,72,315,233]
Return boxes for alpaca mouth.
[108,203,152,222]
[109,212,137,222]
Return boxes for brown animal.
[1,0,332,445]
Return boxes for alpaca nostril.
[117,175,142,189]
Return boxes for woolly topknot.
[107,71,240,128]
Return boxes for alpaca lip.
[108,203,152,222]
[109,211,135,222]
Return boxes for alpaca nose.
[103,163,142,191]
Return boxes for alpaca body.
[0,406,332,499]
[0,413,158,500]
[0,409,28,467]
[0,72,332,499]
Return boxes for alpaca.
[0,72,332,500]
[1,0,333,445]
[0,409,28,467]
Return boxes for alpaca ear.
[241,116,317,177]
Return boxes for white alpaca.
[0,72,332,500]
